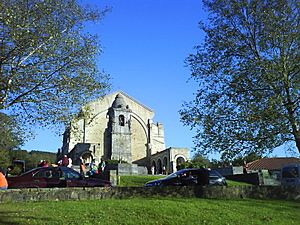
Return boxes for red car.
[7,166,111,188]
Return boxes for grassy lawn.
[226,179,252,186]
[118,175,251,187]
[0,197,299,224]
[118,175,165,187]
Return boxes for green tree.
[0,0,110,130]
[0,112,25,150]
[0,149,10,168]
[190,153,210,168]
[180,0,300,158]
[209,159,224,169]
[181,153,210,168]
[231,152,262,166]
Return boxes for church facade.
[61,91,189,174]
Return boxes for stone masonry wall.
[0,186,299,203]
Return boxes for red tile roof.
[247,157,300,170]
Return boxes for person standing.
[62,155,69,167]
[197,167,209,186]
[5,165,14,178]
[99,159,106,173]
[151,165,155,175]
[243,161,248,174]
[162,166,166,175]
[80,162,86,176]
[68,157,73,168]
[0,168,8,190]
[89,163,98,177]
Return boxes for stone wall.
[0,186,299,203]
[117,164,148,175]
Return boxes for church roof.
[110,90,154,112]
[112,94,127,108]
[81,90,155,118]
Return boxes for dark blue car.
[145,168,227,187]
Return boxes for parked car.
[209,170,227,186]
[144,168,227,187]
[7,166,111,188]
[281,164,300,186]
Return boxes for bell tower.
[107,94,132,163]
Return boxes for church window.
[119,115,125,126]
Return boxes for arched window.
[119,115,125,126]
[163,157,168,174]
[176,156,185,171]
[151,161,156,175]
[157,159,162,174]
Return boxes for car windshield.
[32,168,61,179]
[16,167,41,177]
[209,170,221,177]
[165,169,193,179]
[60,167,81,179]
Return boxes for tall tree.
[190,152,210,168]
[180,0,300,158]
[0,112,25,150]
[0,0,110,130]
[0,149,10,168]
[231,152,262,166]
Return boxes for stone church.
[61,91,189,174]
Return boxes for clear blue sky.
[22,0,297,159]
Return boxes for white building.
[61,91,189,174]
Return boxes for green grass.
[118,175,165,186]
[118,175,252,187]
[226,179,252,186]
[0,198,299,224]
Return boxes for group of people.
[38,156,72,168]
[0,156,108,190]
[0,158,53,190]
[80,159,106,177]
[151,165,167,175]
[57,155,73,168]
[37,160,49,167]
